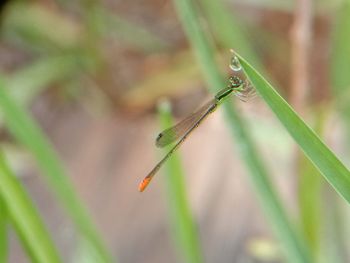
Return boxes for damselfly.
[139,73,255,192]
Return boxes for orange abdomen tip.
[138,177,152,192]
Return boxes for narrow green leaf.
[2,2,80,52]
[328,0,350,260]
[95,8,170,52]
[200,0,263,71]
[172,0,311,262]
[321,186,350,263]
[0,152,61,263]
[158,101,203,263]
[331,0,350,94]
[0,198,7,262]
[6,55,79,105]
[0,79,113,262]
[237,54,350,203]
[331,0,350,137]
[321,188,348,263]
[297,109,328,261]
[298,149,323,261]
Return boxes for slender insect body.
[139,72,254,192]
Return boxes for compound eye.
[229,76,236,84]
[230,76,239,85]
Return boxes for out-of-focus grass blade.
[219,0,336,13]
[328,0,350,261]
[237,54,350,203]
[0,152,61,263]
[172,0,311,262]
[5,55,79,105]
[0,199,7,262]
[0,79,113,262]
[200,0,263,71]
[331,0,350,135]
[2,2,80,52]
[72,238,110,263]
[297,110,327,261]
[94,7,170,52]
[122,51,201,109]
[158,101,203,263]
[298,154,322,260]
[321,188,348,263]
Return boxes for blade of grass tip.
[172,0,312,262]
[0,79,113,262]
[236,53,350,203]
[0,198,8,262]
[158,100,203,263]
[0,152,61,263]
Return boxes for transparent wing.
[234,79,256,102]
[155,99,215,148]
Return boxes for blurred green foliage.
[159,101,203,263]
[0,152,61,263]
[0,199,7,263]
[0,0,349,262]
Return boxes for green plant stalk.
[5,55,79,106]
[297,108,327,261]
[96,8,169,52]
[0,198,7,262]
[158,101,203,263]
[331,0,350,140]
[2,2,80,53]
[322,187,348,263]
[0,79,113,262]
[0,152,61,263]
[200,0,262,70]
[331,0,350,94]
[328,0,350,260]
[172,0,311,262]
[298,154,322,260]
[237,54,350,203]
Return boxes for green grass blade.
[331,0,350,94]
[331,0,350,136]
[237,54,350,203]
[6,55,79,105]
[0,152,61,263]
[328,0,350,261]
[321,188,348,263]
[158,101,203,263]
[297,110,327,261]
[0,79,113,262]
[95,8,169,52]
[172,0,311,262]
[2,2,80,52]
[298,150,323,261]
[0,198,7,262]
[200,0,263,70]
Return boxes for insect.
[138,74,255,192]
